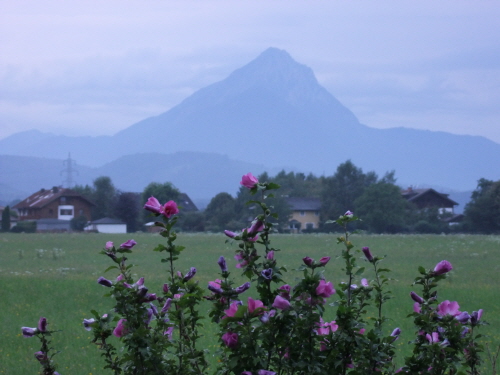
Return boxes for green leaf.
[355,267,365,276]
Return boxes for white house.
[85,217,127,234]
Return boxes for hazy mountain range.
[2,47,499,210]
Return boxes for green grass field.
[1,232,499,374]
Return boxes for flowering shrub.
[21,174,487,375]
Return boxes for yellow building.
[285,197,321,233]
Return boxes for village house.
[84,217,127,233]
[401,187,458,214]
[285,197,321,233]
[13,187,94,232]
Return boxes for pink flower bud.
[144,196,162,214]
[362,247,373,261]
[120,239,137,249]
[240,173,259,189]
[433,260,453,275]
[319,256,330,266]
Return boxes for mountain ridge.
[0,47,499,200]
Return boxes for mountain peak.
[227,47,318,89]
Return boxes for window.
[306,223,314,230]
[60,209,73,216]
[300,211,305,216]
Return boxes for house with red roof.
[13,186,94,231]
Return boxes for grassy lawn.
[1,232,499,374]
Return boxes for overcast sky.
[1,1,499,144]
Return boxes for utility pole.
[61,153,78,188]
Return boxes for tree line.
[60,160,500,234]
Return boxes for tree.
[91,176,117,220]
[114,192,141,233]
[463,178,500,233]
[204,192,237,231]
[355,182,409,233]
[270,170,321,198]
[70,215,88,231]
[321,160,378,224]
[178,211,206,232]
[1,206,11,232]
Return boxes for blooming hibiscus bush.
[21,173,487,375]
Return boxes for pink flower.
[410,291,424,304]
[317,317,338,335]
[319,256,331,266]
[222,332,239,348]
[240,173,259,188]
[361,278,369,287]
[113,319,128,338]
[266,251,274,260]
[248,220,264,235]
[161,200,179,218]
[161,298,172,314]
[209,279,222,289]
[105,241,114,249]
[302,256,314,266]
[272,295,291,310]
[164,326,174,339]
[248,297,265,315]
[120,239,137,249]
[426,332,440,343]
[278,284,291,300]
[37,317,47,332]
[234,251,250,268]
[34,351,48,364]
[362,246,373,261]
[224,230,238,238]
[316,280,335,298]
[433,260,453,275]
[144,196,162,214]
[345,210,354,218]
[413,302,422,314]
[437,300,461,316]
[21,327,37,337]
[359,328,366,334]
[223,302,240,318]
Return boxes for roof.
[401,188,458,206]
[13,187,95,209]
[89,217,126,225]
[178,192,198,212]
[285,197,321,211]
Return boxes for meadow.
[1,232,499,374]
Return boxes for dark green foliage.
[355,182,410,233]
[11,220,36,233]
[321,161,393,230]
[114,192,141,232]
[70,215,88,231]
[204,192,236,231]
[463,178,500,233]
[91,177,118,220]
[1,205,11,232]
[177,211,205,232]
